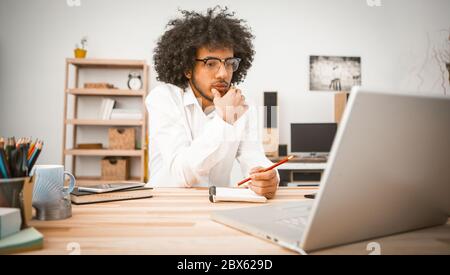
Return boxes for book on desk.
[70,186,153,205]
[0,227,43,255]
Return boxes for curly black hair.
[153,6,255,89]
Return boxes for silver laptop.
[211,89,450,254]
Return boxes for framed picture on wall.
[309,55,361,92]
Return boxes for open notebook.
[209,186,267,203]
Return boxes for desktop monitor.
[290,123,337,157]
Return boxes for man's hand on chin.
[212,86,248,125]
[248,166,279,199]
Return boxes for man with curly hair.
[146,7,279,198]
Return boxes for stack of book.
[0,208,43,254]
[70,183,153,205]
[98,98,116,120]
[0,227,43,254]
[98,99,142,120]
[110,109,142,120]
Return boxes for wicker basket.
[101,157,130,180]
[109,128,135,150]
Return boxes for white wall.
[1,0,449,178]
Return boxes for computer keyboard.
[276,216,309,229]
[275,203,312,229]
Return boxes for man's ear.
[185,70,192,79]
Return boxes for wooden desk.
[21,187,450,255]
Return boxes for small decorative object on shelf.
[76,143,103,150]
[128,72,142,91]
[84,83,115,89]
[74,36,88,58]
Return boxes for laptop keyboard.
[276,216,309,229]
[275,204,311,229]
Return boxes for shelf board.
[65,119,144,126]
[75,177,143,186]
[64,149,143,157]
[67,88,145,97]
[67,58,146,69]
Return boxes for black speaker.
[278,144,287,157]
[263,91,279,157]
[264,92,278,128]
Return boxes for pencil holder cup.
[31,165,75,220]
[21,176,34,226]
[74,48,87,58]
[0,177,30,229]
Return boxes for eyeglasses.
[195,57,242,73]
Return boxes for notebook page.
[214,187,267,203]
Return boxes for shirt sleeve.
[236,105,280,180]
[147,88,244,187]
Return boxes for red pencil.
[237,155,294,186]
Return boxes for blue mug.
[31,165,75,208]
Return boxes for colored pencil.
[0,148,10,178]
[237,155,294,186]
[28,141,43,172]
[27,138,38,160]
[0,137,43,178]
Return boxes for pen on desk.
[237,155,294,186]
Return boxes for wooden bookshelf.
[62,58,149,184]
[66,58,146,69]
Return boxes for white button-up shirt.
[146,83,274,187]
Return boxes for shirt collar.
[183,85,198,107]
[183,84,216,118]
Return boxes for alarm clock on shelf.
[127,72,142,91]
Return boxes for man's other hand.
[248,166,279,199]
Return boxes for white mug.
[31,165,75,207]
